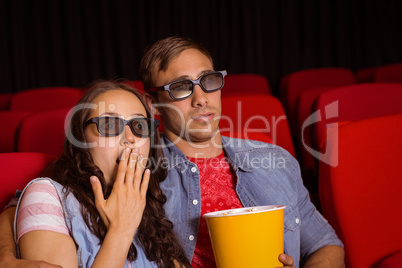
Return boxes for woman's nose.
[120,125,137,146]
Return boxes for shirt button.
[192,199,198,205]
[189,235,194,241]
[191,167,197,172]
[295,218,300,224]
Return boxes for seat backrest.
[374,63,402,83]
[0,93,14,110]
[281,68,355,133]
[16,108,71,157]
[121,80,145,93]
[313,83,402,150]
[10,87,83,112]
[0,111,32,153]
[319,114,402,268]
[294,87,337,190]
[355,67,376,83]
[221,73,271,96]
[0,152,56,209]
[220,94,295,156]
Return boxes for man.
[0,36,344,268]
[139,36,344,267]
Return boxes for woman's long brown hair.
[47,81,191,267]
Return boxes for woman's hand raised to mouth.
[90,147,150,239]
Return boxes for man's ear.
[144,93,161,116]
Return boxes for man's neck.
[164,131,223,158]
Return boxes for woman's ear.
[144,93,161,116]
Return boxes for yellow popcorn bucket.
[203,205,286,268]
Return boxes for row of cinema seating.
[279,63,402,191]
[0,62,402,267]
[1,113,401,268]
[279,63,402,268]
[319,113,402,268]
[1,117,401,266]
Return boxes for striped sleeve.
[16,180,70,243]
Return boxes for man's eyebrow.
[198,69,215,77]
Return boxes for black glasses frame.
[83,116,160,137]
[150,70,227,100]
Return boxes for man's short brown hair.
[139,36,213,93]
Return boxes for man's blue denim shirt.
[160,135,343,267]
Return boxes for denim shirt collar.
[161,134,259,172]
[160,135,192,170]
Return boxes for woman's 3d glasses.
[83,116,160,137]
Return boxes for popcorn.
[222,210,234,215]
[221,207,258,215]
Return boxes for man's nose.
[190,84,208,107]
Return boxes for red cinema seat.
[0,93,14,110]
[294,87,338,189]
[0,111,32,153]
[121,80,145,94]
[313,83,402,151]
[0,152,56,209]
[319,114,402,268]
[374,63,402,83]
[355,67,376,83]
[379,250,402,268]
[220,94,295,157]
[16,108,71,157]
[221,73,271,97]
[10,87,83,112]
[280,68,355,135]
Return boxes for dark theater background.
[1,0,401,95]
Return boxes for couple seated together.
[0,36,344,268]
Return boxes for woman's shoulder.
[18,179,63,216]
[16,178,69,243]
[23,178,64,194]
[23,179,59,199]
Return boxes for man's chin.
[185,128,220,143]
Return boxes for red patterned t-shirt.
[188,152,244,268]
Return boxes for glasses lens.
[131,118,150,137]
[169,80,193,99]
[200,73,223,91]
[98,117,124,136]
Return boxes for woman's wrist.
[105,225,136,245]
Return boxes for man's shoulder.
[221,136,300,173]
[221,136,292,157]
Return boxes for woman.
[14,81,191,268]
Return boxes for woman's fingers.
[115,147,131,185]
[90,176,110,227]
[140,169,151,197]
[125,149,139,185]
[90,176,104,205]
[133,154,146,190]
